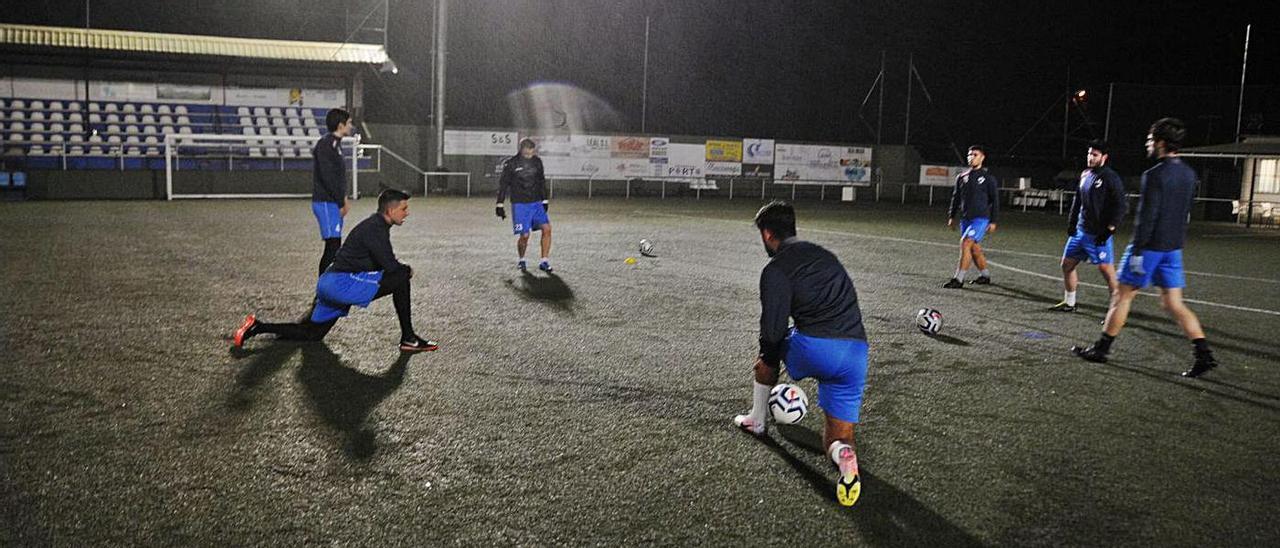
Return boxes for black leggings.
[319,238,341,277]
[255,267,414,341]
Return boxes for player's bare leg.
[945,238,975,288]
[970,242,991,284]
[516,233,530,271]
[538,223,553,272]
[1052,257,1081,311]
[825,415,861,507]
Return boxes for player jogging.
[944,145,1000,288]
[312,108,355,276]
[1051,139,1127,311]
[734,201,870,507]
[494,138,553,272]
[234,189,438,352]
[1071,118,1219,377]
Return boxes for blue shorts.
[310,270,382,323]
[512,201,550,235]
[960,217,990,243]
[312,201,343,239]
[781,328,869,424]
[1117,245,1185,289]
[1062,232,1115,265]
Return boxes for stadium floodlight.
[380,59,398,75]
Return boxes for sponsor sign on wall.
[444,130,519,156]
[663,143,706,180]
[610,135,650,159]
[774,144,873,184]
[919,165,965,186]
[743,138,775,165]
[705,139,743,163]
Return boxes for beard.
[764,241,777,257]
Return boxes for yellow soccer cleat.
[836,472,862,507]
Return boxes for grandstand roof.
[1182,136,1280,159]
[0,23,386,65]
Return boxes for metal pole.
[729,177,734,200]
[1062,65,1070,161]
[433,0,448,170]
[877,50,885,146]
[164,136,172,200]
[1246,159,1258,228]
[1235,24,1252,143]
[350,139,358,199]
[904,53,912,145]
[641,15,650,133]
[85,0,90,28]
[1104,82,1114,141]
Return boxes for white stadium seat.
[31,100,45,110]
[141,104,154,114]
[272,117,286,128]
[29,112,45,121]
[122,103,136,113]
[159,115,174,124]
[175,105,188,114]
[144,136,158,144]
[50,123,65,132]
[88,134,103,143]
[126,125,139,134]
[287,117,302,128]
[9,121,24,131]
[69,123,84,133]
[10,111,25,121]
[269,107,283,117]
[106,113,120,123]
[68,102,81,111]
[237,106,250,116]
[105,103,118,112]
[126,135,140,144]
[161,125,174,134]
[124,114,139,124]
[239,116,252,126]
[157,104,172,114]
[9,133,25,142]
[253,107,267,116]
[177,116,191,125]
[179,126,192,134]
[50,134,64,142]
[144,126,157,135]
[107,135,122,144]
[50,101,64,111]
[255,116,269,127]
[89,113,102,123]
[69,134,84,143]
[290,128,304,136]
[142,115,156,124]
[69,112,83,122]
[30,122,45,132]
[30,133,45,142]
[29,145,46,155]
[146,147,161,156]
[88,102,100,112]
[88,146,105,155]
[49,112,64,122]
[107,124,121,134]
[308,128,321,137]
[10,99,25,109]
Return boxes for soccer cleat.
[942,278,964,289]
[733,414,766,436]
[835,446,861,507]
[539,260,554,273]
[1182,354,1219,378]
[1048,301,1077,312]
[970,275,991,285]
[517,259,527,272]
[1071,344,1108,363]
[399,335,440,353]
[233,314,256,348]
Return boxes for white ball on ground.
[639,239,655,257]
[916,307,943,335]
[768,383,808,424]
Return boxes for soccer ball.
[915,307,943,335]
[768,383,808,424]
[639,239,655,257]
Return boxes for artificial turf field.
[2,196,1278,546]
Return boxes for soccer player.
[1051,140,1128,311]
[733,201,870,507]
[494,138,553,272]
[234,189,438,352]
[312,108,355,276]
[943,145,1000,288]
[1071,118,1219,377]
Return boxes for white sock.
[953,268,965,281]
[1065,291,1077,306]
[540,257,549,264]
[828,441,852,466]
[517,256,526,262]
[749,381,771,423]
[980,269,990,277]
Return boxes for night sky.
[4,1,1275,164]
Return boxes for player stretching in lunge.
[944,145,1000,288]
[1071,118,1219,377]
[312,108,355,276]
[495,138,554,272]
[1051,140,1127,311]
[233,189,438,352]
[734,201,870,507]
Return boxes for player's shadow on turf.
[295,345,412,460]
[759,425,983,547]
[227,343,301,411]
[505,271,575,312]
[924,333,970,346]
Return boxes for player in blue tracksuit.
[1072,118,1219,377]
[233,189,438,353]
[312,108,355,276]
[495,138,554,272]
[1051,140,1128,311]
[944,145,1001,288]
[733,201,869,507]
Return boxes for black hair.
[1088,139,1109,155]
[1149,117,1186,151]
[754,200,796,240]
[378,188,410,213]
[519,138,537,150]
[968,145,986,155]
[325,108,351,133]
